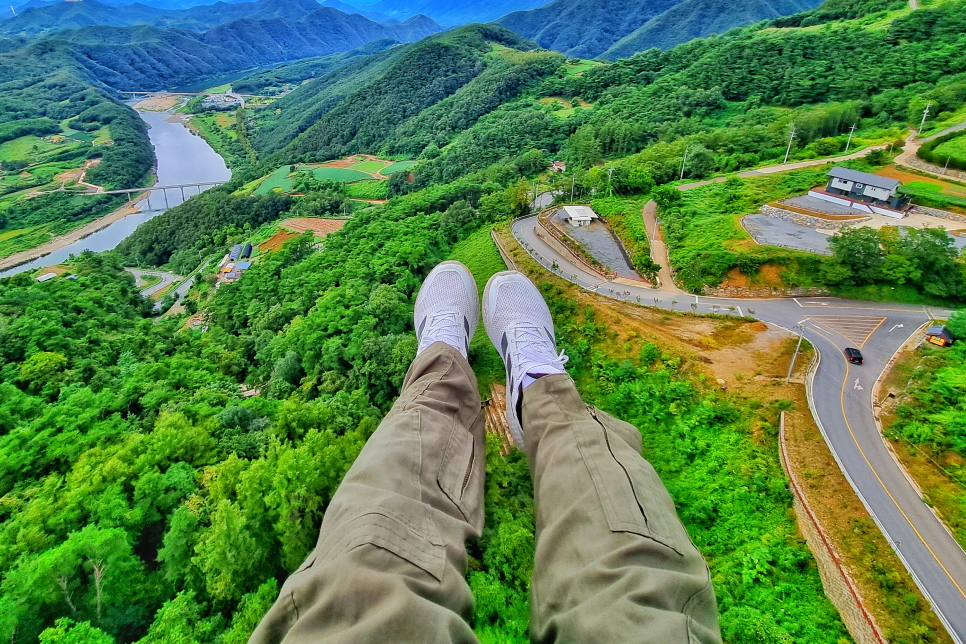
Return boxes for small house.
[225,271,241,281]
[35,273,56,283]
[560,205,599,228]
[235,261,252,271]
[824,167,906,211]
[550,161,567,173]
[926,325,955,347]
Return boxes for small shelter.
[560,205,599,228]
[926,325,955,347]
[241,243,253,259]
[228,244,243,261]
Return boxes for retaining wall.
[759,204,870,230]
[911,205,966,224]
[779,411,888,644]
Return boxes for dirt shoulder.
[0,194,148,272]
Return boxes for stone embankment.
[902,153,966,181]
[911,204,966,224]
[758,204,869,231]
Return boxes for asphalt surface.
[126,268,180,298]
[741,214,833,255]
[511,215,966,642]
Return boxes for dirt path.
[0,194,147,271]
[642,200,687,294]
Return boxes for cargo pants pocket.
[577,405,684,554]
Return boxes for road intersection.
[511,215,966,642]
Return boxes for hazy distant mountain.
[24,6,439,88]
[0,0,432,34]
[318,0,390,21]
[357,0,549,27]
[499,0,821,59]
[603,0,822,59]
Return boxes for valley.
[1,0,966,643]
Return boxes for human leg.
[482,271,721,644]
[249,263,486,644]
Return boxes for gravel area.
[550,211,639,278]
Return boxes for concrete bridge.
[82,181,228,210]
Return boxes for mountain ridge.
[498,0,822,59]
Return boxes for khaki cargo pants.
[250,343,721,644]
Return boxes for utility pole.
[679,147,690,181]
[943,157,951,175]
[844,124,857,153]
[918,102,932,137]
[783,124,797,164]
[786,323,807,381]
[607,167,614,197]
[571,175,575,203]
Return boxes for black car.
[844,347,864,365]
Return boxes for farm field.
[311,167,371,182]
[349,160,388,173]
[279,217,346,238]
[381,160,416,174]
[253,165,293,195]
[251,156,415,195]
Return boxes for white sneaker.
[414,261,479,360]
[483,271,568,449]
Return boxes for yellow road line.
[839,359,966,600]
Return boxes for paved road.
[126,268,180,298]
[511,216,966,642]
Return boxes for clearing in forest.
[251,155,415,196]
[279,217,346,238]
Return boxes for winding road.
[511,214,966,641]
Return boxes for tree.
[828,227,884,285]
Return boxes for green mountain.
[498,0,821,59]
[603,0,823,59]
[0,0,441,39]
[251,24,561,157]
[24,8,438,90]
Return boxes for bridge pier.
[163,188,169,209]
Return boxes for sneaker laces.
[419,310,465,352]
[508,325,569,379]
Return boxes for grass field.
[446,226,507,393]
[564,59,601,75]
[0,225,52,260]
[902,180,966,211]
[381,160,416,175]
[0,136,60,162]
[345,180,388,199]
[312,167,371,182]
[934,134,966,166]
[254,165,293,195]
[349,160,388,173]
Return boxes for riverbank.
[0,194,148,272]
[0,109,230,277]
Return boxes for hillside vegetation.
[498,0,821,59]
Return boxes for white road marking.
[890,324,905,333]
[854,378,864,391]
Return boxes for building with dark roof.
[228,244,243,261]
[241,243,253,259]
[824,167,906,210]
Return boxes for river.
[0,110,230,277]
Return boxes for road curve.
[126,268,180,298]
[510,215,966,642]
